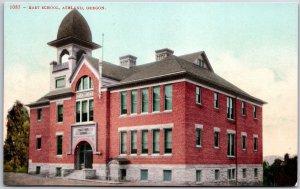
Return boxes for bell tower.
[47,9,100,91]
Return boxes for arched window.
[76,76,94,91]
[60,49,69,64]
[76,50,86,64]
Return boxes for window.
[164,85,172,111]
[37,108,42,121]
[75,100,94,123]
[120,169,126,181]
[82,100,88,122]
[36,166,41,174]
[76,76,93,91]
[141,88,148,113]
[242,101,246,116]
[120,131,127,154]
[254,168,258,177]
[254,137,258,151]
[57,104,63,122]
[254,106,257,119]
[197,59,205,67]
[242,135,247,150]
[131,131,137,154]
[89,99,94,121]
[152,129,160,154]
[76,101,80,122]
[56,167,62,177]
[196,86,201,104]
[140,169,148,181]
[227,97,235,120]
[36,137,41,149]
[56,135,63,155]
[196,170,202,182]
[227,133,235,157]
[131,90,137,114]
[215,169,220,180]
[60,49,69,64]
[120,91,127,115]
[141,130,148,154]
[152,86,160,112]
[163,170,172,181]
[55,77,65,88]
[196,128,202,147]
[164,129,172,153]
[242,168,247,178]
[227,169,236,180]
[214,131,219,148]
[214,92,219,108]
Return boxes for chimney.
[155,48,174,61]
[119,55,137,68]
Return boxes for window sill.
[119,114,127,118]
[56,155,63,158]
[151,154,160,156]
[130,113,137,116]
[254,150,258,152]
[196,181,202,184]
[140,154,148,157]
[163,153,172,156]
[227,156,236,159]
[73,121,95,126]
[214,146,219,149]
[196,145,202,148]
[151,111,161,114]
[119,154,127,157]
[196,102,202,106]
[140,112,149,115]
[36,149,41,151]
[242,149,246,151]
[242,114,246,117]
[227,118,235,123]
[163,110,172,113]
[130,154,137,157]
[57,122,63,124]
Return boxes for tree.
[3,101,29,172]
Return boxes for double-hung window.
[164,129,172,153]
[214,92,219,108]
[214,131,220,148]
[254,136,258,151]
[36,137,42,149]
[152,86,160,112]
[227,97,235,120]
[253,106,257,119]
[164,85,172,111]
[242,101,246,116]
[89,100,94,121]
[130,131,137,154]
[131,90,137,114]
[120,92,127,115]
[242,135,247,150]
[76,100,94,123]
[227,133,235,157]
[37,108,42,121]
[196,128,202,147]
[152,129,160,154]
[141,130,148,154]
[120,131,127,154]
[56,135,63,155]
[215,170,220,180]
[57,104,63,122]
[141,89,148,113]
[196,86,201,104]
[196,170,202,182]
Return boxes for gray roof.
[29,51,265,107]
[27,88,73,107]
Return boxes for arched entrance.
[74,141,93,170]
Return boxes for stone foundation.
[28,160,262,186]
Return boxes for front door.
[75,141,93,170]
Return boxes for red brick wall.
[29,107,50,163]
[109,82,187,164]
[184,82,262,165]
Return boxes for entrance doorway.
[75,141,93,170]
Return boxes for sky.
[3,2,298,157]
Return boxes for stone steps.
[64,169,97,180]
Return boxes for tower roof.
[48,9,100,49]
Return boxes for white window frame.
[227,97,235,120]
[253,105,257,119]
[55,76,66,89]
[75,98,94,123]
[227,130,236,158]
[130,130,137,155]
[152,86,160,113]
[241,132,247,151]
[141,88,149,114]
[253,134,258,151]
[120,131,127,155]
[196,86,202,105]
[242,101,246,116]
[214,127,220,149]
[214,92,219,109]
[195,124,203,147]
